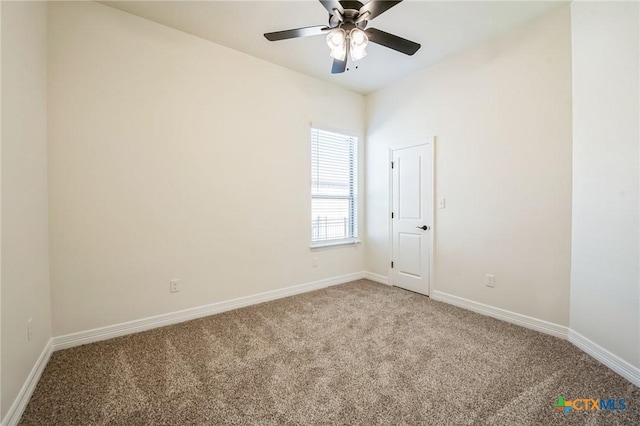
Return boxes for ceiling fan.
[264,0,421,74]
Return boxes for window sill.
[310,239,360,250]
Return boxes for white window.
[311,128,358,246]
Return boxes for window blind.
[311,128,358,244]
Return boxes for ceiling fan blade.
[331,57,348,74]
[264,25,330,41]
[319,0,344,16]
[365,27,421,55]
[331,43,349,74]
[359,0,403,20]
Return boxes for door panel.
[391,143,432,295]
[398,233,421,277]
[398,155,421,219]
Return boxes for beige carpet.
[20,280,639,425]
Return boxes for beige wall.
[365,6,573,325]
[570,1,639,368]
[1,0,51,419]
[48,1,365,336]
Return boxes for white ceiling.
[101,0,567,94]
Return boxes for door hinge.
[391,261,394,268]
[391,212,394,219]
[391,161,394,169]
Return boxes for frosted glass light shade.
[326,28,347,61]
[349,28,368,61]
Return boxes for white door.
[391,143,432,295]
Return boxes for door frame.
[388,137,436,296]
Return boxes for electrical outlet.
[170,279,181,293]
[486,274,496,288]
[438,198,446,209]
[312,257,318,268]
[27,319,33,341]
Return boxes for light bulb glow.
[350,28,367,47]
[330,45,347,60]
[349,28,368,61]
[326,29,346,49]
[350,46,367,61]
[326,28,347,61]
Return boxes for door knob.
[416,225,430,231]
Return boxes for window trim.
[310,124,360,248]
[310,238,360,250]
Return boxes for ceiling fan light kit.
[264,0,421,74]
[326,28,369,62]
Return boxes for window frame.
[310,125,360,249]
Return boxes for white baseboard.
[363,271,389,285]
[430,290,569,339]
[568,329,640,387]
[431,290,640,387]
[53,271,367,351]
[1,339,53,426]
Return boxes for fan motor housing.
[329,2,368,29]
[340,1,364,11]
